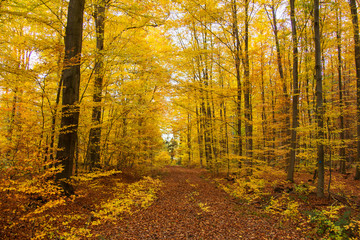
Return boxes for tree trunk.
[88,0,106,171]
[349,0,360,178]
[56,0,85,180]
[337,5,346,174]
[260,41,267,162]
[288,0,299,182]
[267,2,290,167]
[231,0,243,159]
[187,112,192,165]
[314,0,325,197]
[244,0,252,160]
[196,105,204,168]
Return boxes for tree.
[314,0,325,197]
[88,0,106,171]
[336,2,346,174]
[265,0,291,170]
[348,0,360,180]
[231,0,243,159]
[243,0,253,161]
[287,0,299,182]
[56,0,85,179]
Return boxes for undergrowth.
[215,165,360,239]
[305,206,360,240]
[1,169,163,240]
[91,176,163,225]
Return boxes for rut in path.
[97,166,302,239]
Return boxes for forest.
[1,0,360,239]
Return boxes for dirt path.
[97,166,302,239]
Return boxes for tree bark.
[337,4,346,174]
[231,0,243,158]
[196,105,204,168]
[56,0,85,180]
[287,0,299,182]
[89,0,106,171]
[260,41,267,162]
[314,0,325,197]
[244,0,253,160]
[349,0,360,177]
[187,112,192,165]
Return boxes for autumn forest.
[2,0,360,239]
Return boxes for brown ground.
[7,165,359,239]
[94,166,304,239]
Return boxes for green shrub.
[306,206,358,239]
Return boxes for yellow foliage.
[71,170,121,182]
[33,198,66,215]
[265,194,300,220]
[217,176,267,203]
[58,227,93,240]
[92,176,162,224]
[153,151,171,167]
[294,182,316,195]
[306,205,358,239]
[198,202,211,213]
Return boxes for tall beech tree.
[243,0,252,160]
[288,0,299,182]
[349,0,360,180]
[88,0,106,171]
[336,3,346,174]
[314,0,325,197]
[231,0,243,159]
[56,0,85,179]
[265,0,291,167]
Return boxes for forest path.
[97,166,300,239]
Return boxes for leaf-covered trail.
[96,166,303,239]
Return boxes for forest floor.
[97,166,305,239]
[2,165,360,239]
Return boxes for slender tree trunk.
[337,5,346,174]
[349,0,360,174]
[220,78,229,175]
[267,2,290,165]
[8,88,17,142]
[88,0,106,171]
[269,4,285,81]
[196,105,204,168]
[244,0,252,160]
[314,0,325,197]
[204,90,212,169]
[288,0,299,182]
[231,0,243,159]
[49,77,62,164]
[260,41,267,162]
[192,21,207,169]
[56,0,85,180]
[304,25,313,148]
[187,112,192,165]
[270,75,276,163]
[201,10,213,170]
[47,2,65,165]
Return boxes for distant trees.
[170,0,360,189]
